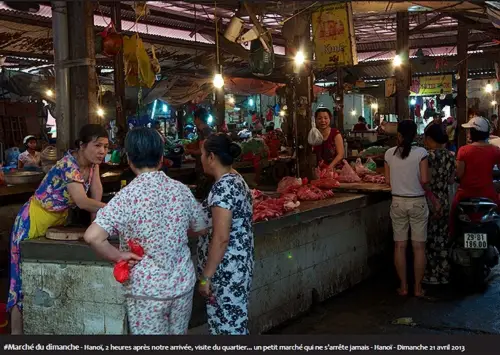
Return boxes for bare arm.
[419,158,430,186]
[202,206,231,278]
[83,223,122,262]
[329,134,345,169]
[18,160,24,169]
[89,165,103,201]
[67,182,106,213]
[89,166,103,221]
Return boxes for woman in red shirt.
[312,108,345,170]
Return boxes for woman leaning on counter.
[8,124,109,334]
[312,108,345,170]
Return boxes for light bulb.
[162,104,168,113]
[351,110,356,116]
[294,51,305,66]
[46,89,54,97]
[485,83,493,93]
[97,107,104,117]
[248,98,254,106]
[213,73,224,89]
[207,114,213,124]
[229,97,235,104]
[279,110,285,117]
[393,55,402,67]
[410,98,416,105]
[371,103,378,110]
[492,100,498,106]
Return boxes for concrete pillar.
[51,1,70,157]
[456,21,468,147]
[395,12,410,121]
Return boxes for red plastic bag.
[128,239,144,257]
[113,261,130,284]
[113,240,144,283]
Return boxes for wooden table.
[334,182,391,193]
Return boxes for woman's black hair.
[204,133,241,166]
[395,120,417,160]
[314,108,332,119]
[125,127,164,169]
[469,128,489,142]
[76,124,109,149]
[358,116,366,123]
[424,122,448,145]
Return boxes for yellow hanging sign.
[312,2,358,68]
[410,75,453,96]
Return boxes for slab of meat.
[251,189,266,202]
[338,159,361,183]
[354,158,376,177]
[362,174,386,184]
[311,178,340,190]
[253,198,283,222]
[296,185,326,201]
[277,176,302,194]
[314,165,338,180]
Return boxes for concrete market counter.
[20,192,392,334]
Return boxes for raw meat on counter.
[362,174,386,184]
[311,178,340,190]
[337,159,361,183]
[251,189,266,202]
[315,163,337,179]
[354,158,376,177]
[253,197,300,222]
[277,176,302,194]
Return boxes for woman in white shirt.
[384,120,439,298]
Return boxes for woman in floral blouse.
[84,127,207,335]
[197,133,254,335]
[423,123,456,285]
[8,124,109,334]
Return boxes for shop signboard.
[410,75,453,96]
[312,2,358,68]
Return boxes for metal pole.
[292,76,300,178]
[52,1,70,157]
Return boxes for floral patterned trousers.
[126,291,193,335]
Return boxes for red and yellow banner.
[312,2,358,68]
[410,75,453,96]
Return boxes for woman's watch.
[199,275,211,285]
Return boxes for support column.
[110,2,126,134]
[52,1,71,157]
[395,12,410,121]
[177,108,185,139]
[456,21,468,147]
[336,67,344,131]
[214,89,225,132]
[284,17,314,180]
[67,0,99,145]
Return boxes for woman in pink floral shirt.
[84,127,207,335]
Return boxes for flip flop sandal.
[397,288,408,296]
[414,289,426,298]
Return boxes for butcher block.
[45,227,86,241]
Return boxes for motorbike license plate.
[463,233,488,249]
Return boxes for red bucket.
[0,303,8,334]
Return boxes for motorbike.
[450,198,500,288]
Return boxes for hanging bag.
[308,119,323,146]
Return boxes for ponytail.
[395,136,413,159]
[394,120,417,160]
